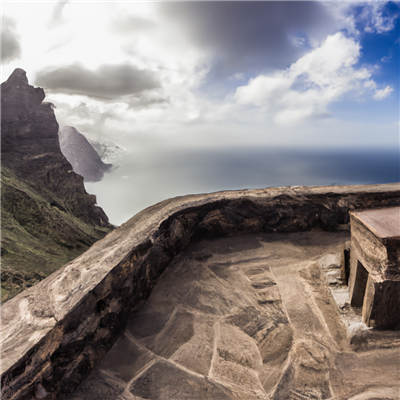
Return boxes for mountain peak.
[1,68,111,226]
[6,68,28,86]
[1,68,45,123]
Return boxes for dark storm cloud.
[35,63,160,100]
[1,16,21,64]
[159,2,338,75]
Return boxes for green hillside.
[1,167,112,302]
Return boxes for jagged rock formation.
[1,184,399,400]
[90,140,124,165]
[1,69,110,224]
[1,69,113,301]
[59,126,112,182]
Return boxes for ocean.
[85,147,399,226]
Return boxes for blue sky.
[1,1,399,224]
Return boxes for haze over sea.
[86,147,399,226]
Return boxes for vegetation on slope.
[1,167,112,302]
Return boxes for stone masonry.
[349,207,400,329]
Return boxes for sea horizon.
[85,146,399,226]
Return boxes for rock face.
[1,68,109,224]
[1,69,113,301]
[1,183,399,400]
[59,126,112,182]
[90,140,124,165]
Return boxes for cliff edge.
[1,68,110,224]
[1,68,113,301]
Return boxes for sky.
[1,1,399,225]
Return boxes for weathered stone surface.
[349,207,400,329]
[353,207,400,239]
[1,183,400,399]
[67,232,399,400]
[1,68,45,123]
[59,126,112,183]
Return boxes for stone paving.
[66,231,400,400]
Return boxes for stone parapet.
[1,183,399,400]
[348,207,400,329]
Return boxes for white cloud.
[290,36,306,48]
[229,73,245,81]
[324,2,399,39]
[373,86,394,100]
[322,3,359,37]
[361,2,399,34]
[235,32,388,125]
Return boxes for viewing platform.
[1,184,399,400]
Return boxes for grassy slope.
[1,167,112,302]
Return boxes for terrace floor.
[66,231,400,400]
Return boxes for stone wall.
[348,210,400,329]
[1,184,399,400]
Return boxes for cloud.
[235,33,387,124]
[361,2,399,34]
[229,73,245,81]
[52,99,117,135]
[1,16,21,64]
[317,2,399,39]
[158,2,339,75]
[35,63,160,100]
[291,36,306,48]
[48,0,70,27]
[374,86,394,100]
[110,15,156,34]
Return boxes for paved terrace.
[67,232,400,400]
[1,184,399,400]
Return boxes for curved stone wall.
[1,184,399,400]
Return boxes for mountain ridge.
[1,68,110,224]
[1,68,113,301]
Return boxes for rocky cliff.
[1,69,110,224]
[1,68,113,301]
[59,126,112,182]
